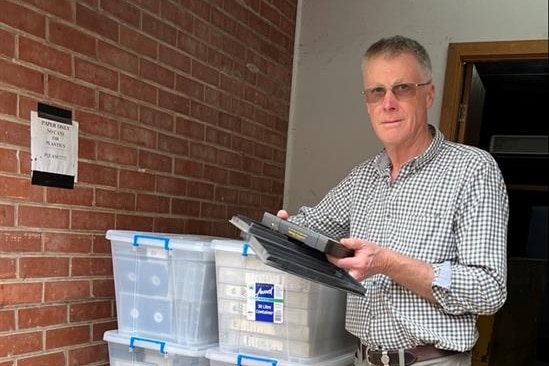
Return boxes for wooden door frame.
[439,39,548,141]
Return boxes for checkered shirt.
[289,125,509,351]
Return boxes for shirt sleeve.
[432,157,509,315]
[288,165,360,239]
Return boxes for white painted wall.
[284,0,548,213]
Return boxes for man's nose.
[381,89,399,109]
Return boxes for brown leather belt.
[359,343,460,366]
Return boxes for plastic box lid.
[205,347,354,366]
[106,229,218,254]
[212,238,255,254]
[104,330,212,357]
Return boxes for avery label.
[246,282,283,323]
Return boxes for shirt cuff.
[432,261,452,290]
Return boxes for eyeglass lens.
[363,82,430,104]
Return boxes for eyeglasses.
[361,81,431,104]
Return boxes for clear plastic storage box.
[106,230,219,347]
[205,347,354,366]
[212,239,356,364]
[104,330,210,366]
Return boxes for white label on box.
[246,282,283,323]
[146,247,168,259]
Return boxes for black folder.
[261,212,354,258]
[230,214,366,297]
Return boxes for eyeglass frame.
[361,80,432,104]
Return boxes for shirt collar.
[374,124,445,174]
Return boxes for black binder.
[261,212,354,258]
[230,214,366,297]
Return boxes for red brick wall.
[0,0,296,364]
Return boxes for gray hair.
[362,35,432,79]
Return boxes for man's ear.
[426,83,435,109]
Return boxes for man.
[278,35,508,366]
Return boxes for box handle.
[241,242,250,257]
[129,336,167,354]
[132,234,171,250]
[236,354,277,366]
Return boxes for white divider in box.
[107,230,219,347]
[212,239,356,363]
[216,267,316,292]
[114,256,170,297]
[104,330,210,366]
[205,347,354,366]
[217,299,312,326]
[218,313,312,341]
[117,292,172,337]
[217,283,317,309]
[219,328,353,360]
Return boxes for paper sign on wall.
[30,103,78,189]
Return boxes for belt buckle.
[366,348,391,366]
[380,351,390,366]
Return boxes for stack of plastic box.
[206,239,356,366]
[104,230,220,366]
